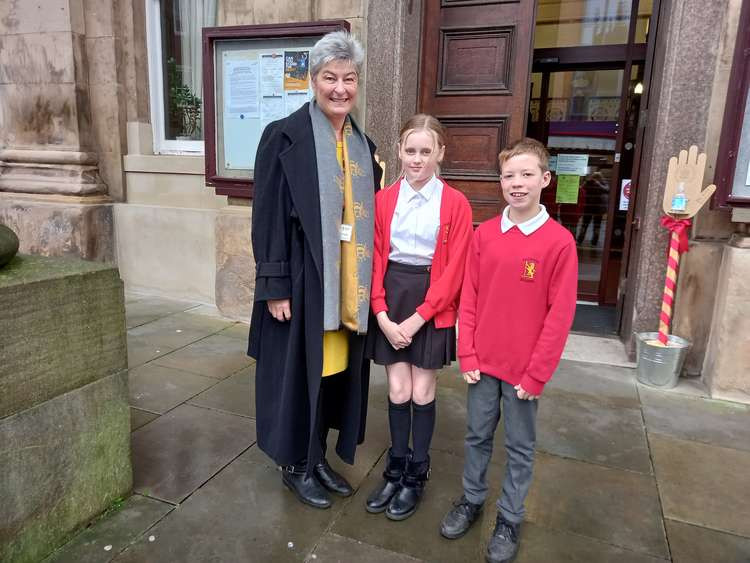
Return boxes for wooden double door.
[418,0,537,224]
[418,1,648,308]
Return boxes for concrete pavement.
[44,293,750,563]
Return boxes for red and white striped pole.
[657,216,691,346]
[657,230,681,345]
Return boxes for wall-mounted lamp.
[634,82,644,94]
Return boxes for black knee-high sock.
[389,399,412,457]
[412,400,436,463]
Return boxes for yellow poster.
[556,174,581,204]
[284,51,310,91]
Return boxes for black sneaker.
[440,495,483,539]
[486,514,520,563]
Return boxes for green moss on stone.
[0,254,113,289]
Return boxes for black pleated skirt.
[366,261,456,369]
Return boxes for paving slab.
[125,334,176,369]
[131,404,255,503]
[513,521,668,562]
[307,533,423,562]
[152,333,253,379]
[665,519,750,563]
[545,359,640,409]
[640,387,750,451]
[525,452,668,558]
[129,408,159,432]
[331,448,506,563]
[649,434,750,537]
[114,454,339,562]
[128,363,216,414]
[125,296,197,329]
[536,393,651,473]
[216,322,250,340]
[45,495,173,563]
[562,334,635,367]
[127,326,215,356]
[188,364,255,417]
[153,310,234,334]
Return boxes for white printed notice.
[224,59,259,119]
[261,95,285,123]
[285,90,310,115]
[260,53,284,97]
[556,154,589,176]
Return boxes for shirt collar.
[500,204,549,235]
[400,175,440,201]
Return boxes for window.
[714,0,750,208]
[534,0,652,49]
[146,0,217,154]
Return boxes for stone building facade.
[0,0,748,402]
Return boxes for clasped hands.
[376,311,424,350]
[462,370,539,401]
[269,302,426,354]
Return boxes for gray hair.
[310,31,364,78]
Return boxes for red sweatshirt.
[371,178,473,328]
[458,215,578,396]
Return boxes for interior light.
[634,82,644,94]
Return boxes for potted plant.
[167,57,202,140]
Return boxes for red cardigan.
[370,178,473,329]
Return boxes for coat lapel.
[279,105,323,283]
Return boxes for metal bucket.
[635,332,691,389]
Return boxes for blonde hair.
[398,114,447,176]
[498,137,550,172]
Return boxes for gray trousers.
[462,374,538,524]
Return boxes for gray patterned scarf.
[309,100,374,334]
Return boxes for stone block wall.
[0,255,131,562]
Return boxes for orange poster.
[284,51,310,91]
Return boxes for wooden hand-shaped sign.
[655,145,716,346]
[662,145,716,218]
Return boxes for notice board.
[203,20,349,198]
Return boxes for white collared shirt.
[389,175,443,265]
[500,204,549,235]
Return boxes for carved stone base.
[0,149,106,196]
[702,235,750,404]
[0,192,114,262]
[215,205,254,322]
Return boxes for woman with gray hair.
[248,30,382,509]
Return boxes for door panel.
[420,0,537,222]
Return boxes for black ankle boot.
[281,462,331,509]
[366,449,408,513]
[314,458,353,497]
[385,455,430,521]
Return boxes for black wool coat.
[248,103,382,468]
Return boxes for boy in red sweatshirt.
[439,138,578,563]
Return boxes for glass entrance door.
[527,64,644,308]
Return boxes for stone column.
[0,0,115,261]
[702,235,750,403]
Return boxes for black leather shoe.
[440,495,483,539]
[385,455,430,521]
[366,449,408,513]
[314,458,353,497]
[281,463,331,509]
[486,514,520,563]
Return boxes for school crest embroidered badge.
[521,258,538,282]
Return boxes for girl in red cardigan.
[365,114,473,520]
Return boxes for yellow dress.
[321,140,351,376]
